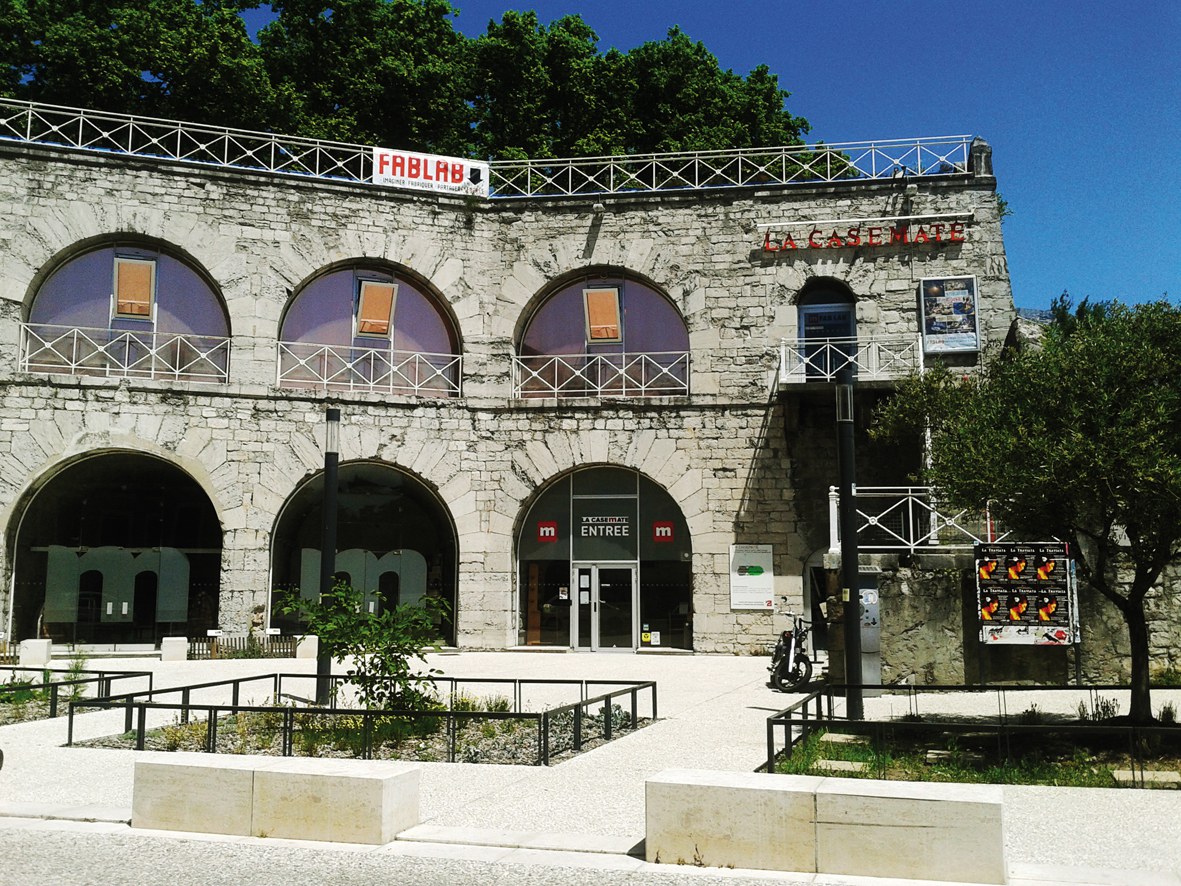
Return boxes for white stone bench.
[646,769,1006,884]
[132,752,419,844]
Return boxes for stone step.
[813,759,868,773]
[1112,770,1181,788]
[818,732,868,745]
[925,749,985,765]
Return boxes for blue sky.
[248,1,1181,310]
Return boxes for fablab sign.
[762,221,966,253]
[372,148,489,197]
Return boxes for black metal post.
[316,406,340,705]
[836,364,864,720]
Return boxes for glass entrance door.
[572,564,637,650]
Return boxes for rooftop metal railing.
[0,99,974,198]
[829,486,1009,553]
[20,323,231,383]
[779,335,923,384]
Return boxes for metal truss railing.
[0,99,973,198]
[829,486,1009,553]
[20,323,230,382]
[277,341,462,397]
[779,335,923,384]
[513,351,690,398]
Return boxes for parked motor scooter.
[768,603,813,691]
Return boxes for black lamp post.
[836,363,864,720]
[315,405,340,705]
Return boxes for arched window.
[23,242,230,383]
[278,265,461,397]
[515,274,689,398]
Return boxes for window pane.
[115,258,154,317]
[357,281,397,336]
[584,287,621,342]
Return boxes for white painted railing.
[779,335,923,384]
[0,99,974,198]
[513,352,690,398]
[277,341,461,397]
[20,323,230,382]
[828,485,1009,553]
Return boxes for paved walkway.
[1,652,1179,885]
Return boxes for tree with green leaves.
[875,297,1181,723]
[1,0,279,128]
[280,581,448,711]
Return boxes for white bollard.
[159,637,188,662]
[19,639,52,668]
[296,635,318,660]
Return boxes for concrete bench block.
[132,752,420,844]
[296,635,318,660]
[19,639,52,668]
[815,777,1005,884]
[133,755,256,836]
[159,637,188,662]
[645,769,822,872]
[252,758,419,844]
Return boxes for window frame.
[354,279,398,340]
[583,286,622,344]
[111,255,157,322]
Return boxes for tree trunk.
[1124,597,1154,724]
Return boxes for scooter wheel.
[772,656,813,691]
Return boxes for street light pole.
[316,406,340,705]
[836,364,864,720]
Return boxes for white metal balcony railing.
[513,352,690,398]
[0,99,974,198]
[828,486,1010,554]
[779,335,923,384]
[277,341,462,397]
[20,323,230,382]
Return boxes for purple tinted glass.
[29,247,229,336]
[521,278,688,356]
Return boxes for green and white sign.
[730,544,774,610]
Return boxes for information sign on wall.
[975,542,1078,645]
[730,544,774,610]
[920,275,979,353]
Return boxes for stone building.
[0,104,1020,666]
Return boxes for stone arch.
[512,464,694,650]
[268,458,459,644]
[5,448,224,643]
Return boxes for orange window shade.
[584,288,621,342]
[357,281,397,336]
[115,259,154,317]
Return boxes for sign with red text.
[920,275,980,353]
[372,148,489,197]
[975,542,1078,646]
[762,221,967,253]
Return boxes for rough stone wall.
[0,142,1013,650]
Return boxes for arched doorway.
[9,452,222,644]
[516,466,693,650]
[269,462,457,644]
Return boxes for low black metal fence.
[68,673,657,765]
[766,683,1181,786]
[1,667,153,719]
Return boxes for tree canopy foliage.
[0,0,809,158]
[874,297,1181,723]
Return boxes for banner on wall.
[730,544,774,610]
[920,276,979,353]
[372,148,489,197]
[975,542,1079,646]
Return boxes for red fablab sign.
[762,222,966,253]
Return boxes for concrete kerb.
[0,652,1179,885]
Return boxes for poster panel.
[920,276,979,353]
[372,148,490,197]
[975,542,1076,645]
[730,544,774,610]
